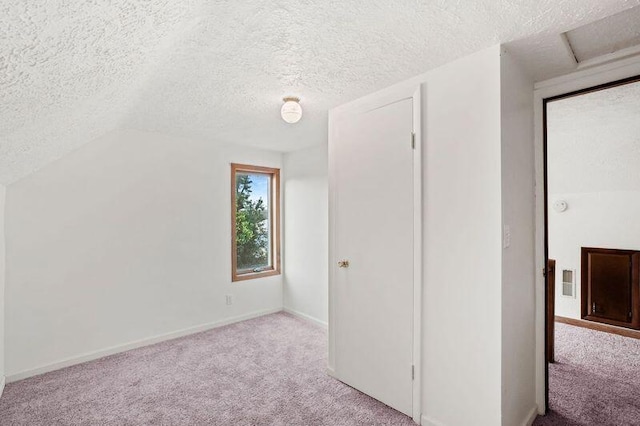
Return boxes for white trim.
[534,67,548,416]
[534,55,640,412]
[421,414,446,426]
[522,405,539,426]
[283,307,328,329]
[330,71,430,117]
[327,104,338,373]
[420,405,537,426]
[411,86,423,425]
[328,83,423,424]
[534,53,640,90]
[577,44,640,71]
[0,376,5,398]
[6,307,282,383]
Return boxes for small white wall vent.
[561,269,575,298]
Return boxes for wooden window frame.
[231,163,281,282]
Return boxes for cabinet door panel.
[588,252,632,323]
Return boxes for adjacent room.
[1,1,640,425]
[542,75,640,425]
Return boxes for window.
[231,163,280,281]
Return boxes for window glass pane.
[235,172,271,272]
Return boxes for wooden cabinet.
[547,259,556,363]
[582,247,640,330]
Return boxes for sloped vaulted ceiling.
[2,0,640,184]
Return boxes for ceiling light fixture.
[281,97,302,124]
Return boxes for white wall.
[0,185,6,393]
[500,50,537,426]
[328,45,538,426]
[5,130,283,379]
[422,46,504,426]
[283,145,328,326]
[549,191,640,319]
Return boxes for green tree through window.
[231,164,280,282]
[235,173,270,271]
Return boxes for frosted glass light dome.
[281,97,302,124]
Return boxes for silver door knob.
[338,260,350,268]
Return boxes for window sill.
[232,268,281,282]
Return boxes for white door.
[332,97,415,416]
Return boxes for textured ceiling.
[566,5,640,62]
[548,80,640,193]
[2,0,640,184]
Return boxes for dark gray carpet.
[534,322,640,426]
[0,312,414,425]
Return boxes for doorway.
[541,74,640,424]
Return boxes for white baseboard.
[421,414,445,426]
[522,405,539,426]
[421,405,538,426]
[283,307,328,329]
[6,307,282,383]
[0,376,5,398]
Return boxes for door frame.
[328,83,422,423]
[534,55,640,414]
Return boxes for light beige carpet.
[0,312,415,425]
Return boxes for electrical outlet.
[225,295,234,306]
